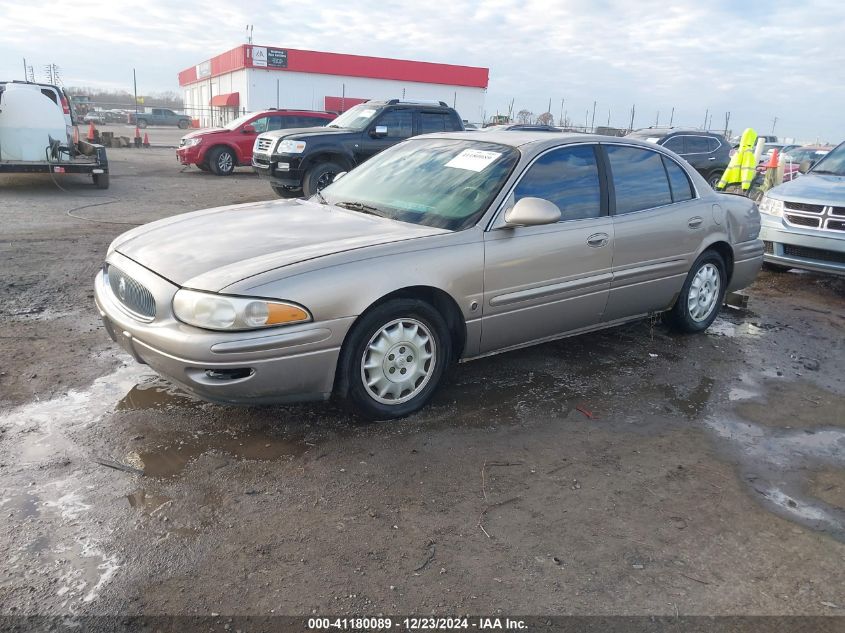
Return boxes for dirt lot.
[1,148,844,621]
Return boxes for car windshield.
[223,113,258,130]
[326,104,380,130]
[808,143,845,176]
[320,138,519,231]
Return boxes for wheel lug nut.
[389,367,395,374]
[407,356,413,362]
[399,347,405,353]
[400,368,406,375]
[388,354,394,360]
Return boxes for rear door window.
[685,136,711,154]
[513,145,602,221]
[420,113,449,134]
[606,145,673,214]
[662,156,695,202]
[707,137,722,152]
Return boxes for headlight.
[172,289,311,331]
[181,137,202,147]
[276,139,307,154]
[758,195,784,217]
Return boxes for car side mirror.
[333,171,347,182]
[370,125,388,138]
[798,159,814,174]
[242,124,256,134]
[503,197,561,227]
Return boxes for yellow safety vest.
[717,128,758,191]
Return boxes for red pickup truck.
[177,109,334,175]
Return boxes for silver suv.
[758,141,845,275]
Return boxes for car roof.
[417,130,667,153]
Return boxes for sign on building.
[267,49,288,68]
[252,46,268,67]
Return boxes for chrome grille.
[785,214,820,228]
[783,201,845,233]
[107,264,155,320]
[255,137,274,153]
[784,201,824,214]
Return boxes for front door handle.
[688,217,704,228]
[708,156,716,160]
[587,232,609,248]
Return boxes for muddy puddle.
[129,432,307,477]
[703,379,845,541]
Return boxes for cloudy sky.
[1,0,843,141]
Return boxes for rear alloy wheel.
[667,250,727,333]
[340,299,451,420]
[209,147,235,176]
[178,120,189,129]
[303,161,343,198]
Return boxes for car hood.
[181,127,227,140]
[766,173,845,205]
[113,198,449,291]
[260,126,353,141]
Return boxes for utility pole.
[606,108,611,128]
[628,104,636,133]
[669,107,675,127]
[22,57,27,81]
[771,116,778,135]
[655,111,659,127]
[724,111,731,137]
[590,100,596,132]
[703,108,709,130]
[133,68,139,122]
[559,98,564,126]
[585,109,589,132]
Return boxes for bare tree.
[537,112,554,126]
[516,109,533,124]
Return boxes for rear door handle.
[587,232,609,247]
[688,217,704,228]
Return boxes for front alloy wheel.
[340,299,451,419]
[361,318,436,405]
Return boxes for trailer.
[0,139,110,188]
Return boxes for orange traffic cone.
[767,149,779,169]
[87,122,96,142]
[143,133,150,148]
[134,126,142,148]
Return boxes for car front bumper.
[94,253,353,404]
[252,153,304,188]
[759,213,845,276]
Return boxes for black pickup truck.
[252,99,464,197]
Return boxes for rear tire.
[93,173,110,189]
[302,161,343,198]
[706,170,723,189]
[271,184,302,198]
[209,147,235,176]
[178,120,189,129]
[666,250,727,333]
[338,299,451,420]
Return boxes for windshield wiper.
[334,201,385,217]
[810,169,841,175]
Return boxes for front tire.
[271,184,302,198]
[302,161,343,198]
[666,250,727,333]
[137,119,148,129]
[706,170,723,189]
[338,299,451,420]
[209,147,235,176]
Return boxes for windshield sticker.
[360,109,377,118]
[445,149,502,172]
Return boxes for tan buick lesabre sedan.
[95,131,763,419]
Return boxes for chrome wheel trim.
[360,318,436,406]
[688,263,721,322]
[218,151,233,172]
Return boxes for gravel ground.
[1,148,843,621]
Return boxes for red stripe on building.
[324,96,368,113]
[179,45,488,89]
